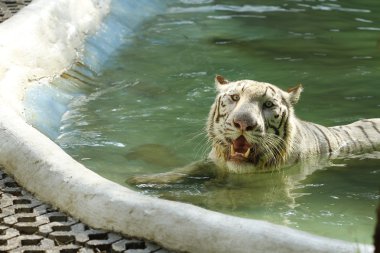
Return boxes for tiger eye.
[264,101,274,108]
[230,94,240,102]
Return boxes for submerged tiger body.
[128,76,380,184]
[208,75,380,173]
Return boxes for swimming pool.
[53,0,379,244]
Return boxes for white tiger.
[128,75,380,184]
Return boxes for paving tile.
[0,169,173,253]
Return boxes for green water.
[57,0,380,244]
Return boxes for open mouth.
[229,135,253,162]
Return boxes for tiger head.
[207,75,303,173]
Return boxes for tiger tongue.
[232,135,252,155]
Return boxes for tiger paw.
[126,172,186,186]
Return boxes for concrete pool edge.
[0,1,374,253]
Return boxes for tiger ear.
[287,84,303,105]
[215,75,229,88]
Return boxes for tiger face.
[207,75,303,173]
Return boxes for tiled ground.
[0,1,173,252]
[0,169,171,253]
[0,0,32,23]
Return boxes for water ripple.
[311,4,370,13]
[169,5,303,14]
[355,18,373,23]
[357,27,380,31]
[180,0,214,4]
[207,14,266,20]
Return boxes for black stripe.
[312,124,333,155]
[281,96,290,109]
[357,125,376,150]
[281,114,290,143]
[217,113,227,121]
[208,104,216,136]
[266,115,286,163]
[242,84,247,93]
[268,86,276,94]
[363,120,380,134]
[268,124,280,135]
[331,128,349,154]
[262,87,268,97]
[340,129,351,154]
[343,128,362,153]
[208,121,214,132]
[329,128,342,152]
[214,96,221,123]
[215,96,228,122]
[211,103,217,123]
[277,111,286,129]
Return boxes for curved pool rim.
[0,0,374,252]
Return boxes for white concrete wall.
[0,0,374,252]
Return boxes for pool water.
[56,0,380,244]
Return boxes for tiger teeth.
[230,145,236,156]
[230,145,250,158]
[243,148,250,158]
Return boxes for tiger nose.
[233,114,257,131]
